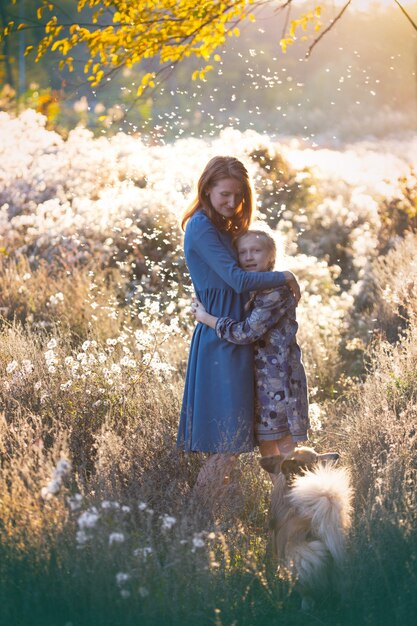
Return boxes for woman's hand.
[283,271,301,304]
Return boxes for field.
[0,109,417,626]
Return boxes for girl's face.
[236,234,272,272]
[206,177,243,219]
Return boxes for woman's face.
[206,177,243,219]
[236,234,272,272]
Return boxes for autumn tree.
[1,0,416,97]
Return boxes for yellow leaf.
[192,70,199,81]
[24,45,34,56]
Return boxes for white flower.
[6,360,18,374]
[44,349,56,363]
[48,365,56,374]
[160,514,176,531]
[20,360,33,374]
[67,493,83,511]
[82,341,91,351]
[133,546,153,559]
[56,459,71,475]
[138,501,148,511]
[121,505,131,513]
[192,535,205,550]
[101,500,120,510]
[64,356,74,366]
[60,381,72,391]
[76,529,89,545]
[49,292,64,307]
[22,273,31,281]
[116,572,130,586]
[47,338,58,349]
[138,586,149,598]
[109,532,125,546]
[78,508,100,530]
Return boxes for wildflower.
[116,572,130,586]
[56,459,71,475]
[78,508,100,530]
[6,360,18,374]
[138,586,149,598]
[76,529,89,545]
[49,292,64,307]
[309,403,323,431]
[60,381,72,391]
[48,365,56,374]
[133,546,153,559]
[47,338,58,349]
[41,457,71,498]
[109,532,125,546]
[138,501,148,511]
[22,273,31,281]
[67,493,83,511]
[101,500,120,510]
[82,341,91,351]
[22,359,34,374]
[121,505,131,513]
[44,349,56,363]
[160,514,176,531]
[192,534,205,550]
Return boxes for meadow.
[0,109,416,625]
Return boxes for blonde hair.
[235,229,277,271]
[181,156,254,237]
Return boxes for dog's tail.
[288,465,353,565]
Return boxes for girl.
[191,229,309,460]
[177,156,300,498]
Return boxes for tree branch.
[306,0,352,58]
[394,0,417,32]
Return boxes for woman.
[177,156,300,498]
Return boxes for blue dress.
[177,211,287,453]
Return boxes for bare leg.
[259,435,296,483]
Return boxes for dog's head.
[260,446,340,481]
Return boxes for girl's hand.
[190,297,207,322]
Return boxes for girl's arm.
[192,287,295,345]
[188,213,300,299]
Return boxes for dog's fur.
[260,447,353,608]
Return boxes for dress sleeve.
[215,287,295,345]
[189,214,286,293]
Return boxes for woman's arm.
[188,213,300,299]
[192,287,295,345]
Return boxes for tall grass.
[1,112,417,625]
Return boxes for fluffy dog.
[260,447,353,609]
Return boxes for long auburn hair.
[181,156,254,237]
